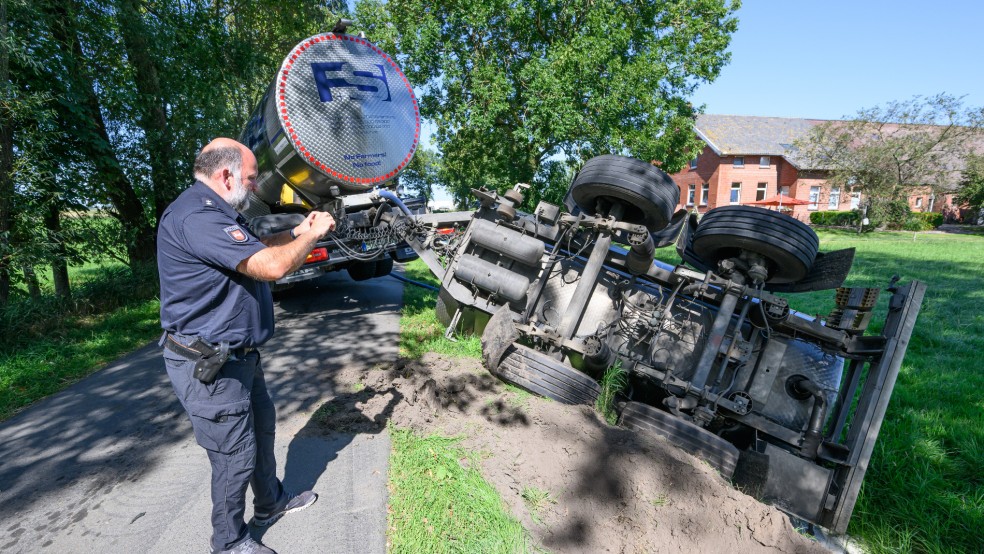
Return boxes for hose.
[388,272,439,292]
[377,189,414,217]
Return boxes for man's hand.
[293,211,336,239]
[240,211,336,281]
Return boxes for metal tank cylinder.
[240,33,421,207]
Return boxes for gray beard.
[228,175,251,212]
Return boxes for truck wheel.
[374,256,394,278]
[481,307,520,371]
[619,401,739,478]
[495,344,600,405]
[347,261,377,281]
[689,206,819,284]
[569,155,680,232]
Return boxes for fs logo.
[311,62,392,102]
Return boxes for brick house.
[668,114,963,222]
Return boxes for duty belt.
[161,332,255,360]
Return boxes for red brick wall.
[666,142,858,223]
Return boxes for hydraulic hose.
[376,189,414,217]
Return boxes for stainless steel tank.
[241,33,420,207]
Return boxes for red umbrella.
[748,194,811,210]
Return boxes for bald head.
[193,138,259,210]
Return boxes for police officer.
[158,138,336,554]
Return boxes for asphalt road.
[0,271,405,553]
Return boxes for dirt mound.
[311,353,828,553]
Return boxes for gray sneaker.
[212,537,276,554]
[250,490,318,527]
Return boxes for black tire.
[496,344,600,405]
[481,307,521,371]
[346,260,377,281]
[619,401,739,478]
[374,256,394,277]
[569,155,679,232]
[690,206,819,283]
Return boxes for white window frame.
[850,192,861,209]
[809,186,821,211]
[733,156,744,168]
[687,184,696,206]
[780,185,790,197]
[730,183,741,204]
[828,187,841,210]
[759,156,770,168]
[756,182,768,202]
[915,197,923,208]
[690,158,698,169]
[700,183,709,206]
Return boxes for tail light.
[305,247,329,263]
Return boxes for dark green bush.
[902,216,934,231]
[809,210,860,226]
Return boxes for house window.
[756,183,768,201]
[730,183,741,204]
[829,187,841,210]
[687,184,696,206]
[690,158,698,170]
[733,156,744,168]
[915,197,923,208]
[780,186,790,196]
[700,184,709,206]
[759,156,770,168]
[809,186,821,210]
[850,192,861,209]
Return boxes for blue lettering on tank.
[310,62,391,102]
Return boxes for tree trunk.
[46,0,156,265]
[43,201,71,298]
[115,0,179,223]
[0,0,14,305]
[23,265,40,299]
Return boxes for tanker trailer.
[238,27,424,289]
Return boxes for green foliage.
[520,486,556,525]
[957,152,984,214]
[796,94,984,213]
[809,210,860,227]
[901,212,943,231]
[595,360,627,426]
[388,427,529,553]
[356,0,741,208]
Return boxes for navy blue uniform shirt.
[158,181,274,348]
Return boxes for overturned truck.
[252,31,924,535]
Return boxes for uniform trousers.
[164,346,285,551]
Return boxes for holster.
[163,334,230,384]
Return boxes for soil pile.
[311,353,828,553]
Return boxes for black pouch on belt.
[189,338,229,384]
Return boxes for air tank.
[240,33,421,206]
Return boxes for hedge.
[809,210,860,226]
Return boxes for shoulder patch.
[223,225,249,243]
[203,197,214,207]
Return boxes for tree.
[957,153,984,222]
[797,94,984,227]
[355,0,740,207]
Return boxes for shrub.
[809,210,860,227]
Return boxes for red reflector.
[436,228,455,235]
[305,247,329,263]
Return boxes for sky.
[692,1,984,120]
